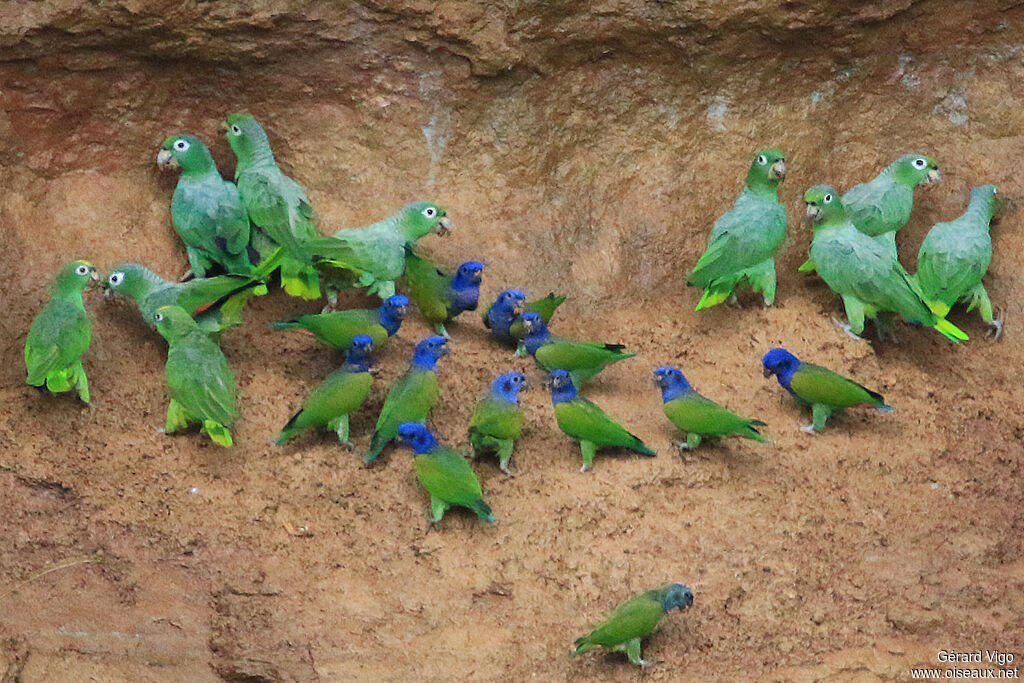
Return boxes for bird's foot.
[338,440,354,450]
[832,318,865,341]
[725,293,741,308]
[638,659,651,668]
[579,464,592,473]
[156,427,166,434]
[987,310,1004,341]
[800,424,817,433]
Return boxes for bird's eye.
[913,157,927,169]
[174,139,190,152]
[823,194,833,204]
[154,313,164,322]
[422,207,437,219]
[993,187,998,195]
[109,272,124,286]
[76,265,90,276]
[230,125,242,136]
[757,154,768,165]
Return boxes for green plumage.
[536,340,634,387]
[662,392,768,450]
[414,445,493,522]
[272,309,389,350]
[688,149,787,309]
[364,367,440,463]
[158,134,252,276]
[508,294,565,340]
[783,361,889,432]
[24,260,97,403]
[276,356,373,445]
[468,398,524,474]
[155,306,237,447]
[403,250,453,327]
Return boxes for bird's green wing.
[688,194,786,288]
[663,391,765,438]
[469,396,524,441]
[790,363,886,410]
[281,369,373,437]
[273,309,384,349]
[365,369,438,460]
[555,398,653,452]
[403,250,454,325]
[535,337,633,374]
[576,594,664,650]
[915,218,991,311]
[237,168,316,254]
[173,176,251,271]
[843,180,912,237]
[415,447,485,505]
[509,293,567,338]
[166,334,237,426]
[25,299,90,385]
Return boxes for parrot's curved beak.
[156,149,177,169]
[438,344,451,357]
[652,374,666,388]
[436,216,453,236]
[511,304,524,316]
[762,367,774,378]
[770,160,786,182]
[926,168,941,183]
[804,203,821,222]
[219,120,230,132]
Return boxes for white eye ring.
[230,125,242,136]
[757,154,768,165]
[823,194,834,203]
[422,207,437,219]
[174,139,190,152]
[154,313,164,322]
[913,158,927,169]
[993,187,998,195]
[76,265,90,276]
[109,272,124,286]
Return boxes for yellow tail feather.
[926,300,951,317]
[695,289,731,311]
[797,258,817,273]
[203,420,234,447]
[934,317,969,342]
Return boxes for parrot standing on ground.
[156,134,252,277]
[762,347,891,432]
[303,202,452,301]
[547,369,655,472]
[223,113,321,299]
[800,153,940,271]
[914,184,1001,339]
[403,252,483,337]
[803,184,968,342]
[653,366,768,450]
[687,149,787,309]
[520,312,633,387]
[395,422,495,523]
[276,336,375,445]
[272,295,408,350]
[363,336,449,463]
[154,306,237,446]
[482,289,566,346]
[468,371,527,474]
[25,260,99,403]
[572,583,694,667]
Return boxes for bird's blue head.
[378,295,409,336]
[659,584,695,612]
[546,369,576,404]
[486,289,527,337]
[413,335,449,370]
[494,289,526,312]
[396,422,436,454]
[519,311,550,355]
[491,371,527,403]
[453,262,484,289]
[653,366,692,402]
[762,347,801,390]
[345,335,375,371]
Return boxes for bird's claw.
[800,424,817,433]
[987,311,1004,341]
[579,464,591,473]
[832,318,865,341]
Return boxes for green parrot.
[395,422,495,523]
[154,305,237,447]
[271,294,408,350]
[467,371,527,474]
[653,366,769,450]
[223,112,321,299]
[546,370,656,472]
[402,249,483,337]
[572,583,694,667]
[803,184,968,342]
[303,202,452,301]
[104,263,267,336]
[687,149,787,309]
[800,153,940,271]
[481,289,566,346]
[363,336,448,463]
[520,311,634,387]
[156,134,252,277]
[276,335,375,445]
[762,347,892,431]
[24,260,99,403]
[914,184,1001,339]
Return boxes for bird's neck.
[179,157,218,179]
[743,177,779,200]
[523,326,550,355]
[377,308,402,336]
[965,194,997,225]
[412,354,439,371]
[550,384,576,405]
[660,383,690,403]
[491,387,519,404]
[344,351,373,372]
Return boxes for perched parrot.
[800,153,940,271]
[687,149,787,309]
[468,371,527,474]
[914,184,1001,339]
[303,202,453,301]
[482,289,566,346]
[653,366,768,450]
[104,263,267,336]
[803,185,968,342]
[363,335,449,463]
[520,312,633,387]
[572,583,694,667]
[276,335,375,445]
[395,422,494,523]
[272,295,408,350]
[156,134,252,277]
[762,347,891,432]
[154,305,237,446]
[402,250,483,337]
[24,260,99,403]
[547,369,655,472]
[223,112,321,299]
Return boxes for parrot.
[800,153,940,271]
[914,184,1001,339]
[156,134,252,277]
[24,260,99,403]
[520,311,633,387]
[653,366,769,450]
[687,149,787,309]
[303,202,453,301]
[467,371,527,474]
[153,305,237,446]
[402,250,483,337]
[223,112,321,299]
[762,347,891,432]
[482,289,566,346]
[271,295,409,350]
[572,583,694,667]
[363,335,449,463]
[104,263,267,336]
[546,369,656,472]
[395,422,495,523]
[803,184,968,342]
[276,335,375,445]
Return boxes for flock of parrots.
[21,112,1002,666]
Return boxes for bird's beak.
[770,160,786,182]
[652,375,665,387]
[926,168,941,184]
[511,304,524,316]
[396,305,408,317]
[89,270,100,282]
[804,203,821,222]
[436,216,453,236]
[156,149,177,169]
[439,345,451,357]
[219,120,230,132]
[762,367,773,378]
[471,272,482,284]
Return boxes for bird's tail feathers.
[203,420,233,447]
[468,498,494,521]
[695,288,730,311]
[933,316,969,342]
[572,637,594,656]
[926,299,952,318]
[743,424,771,443]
